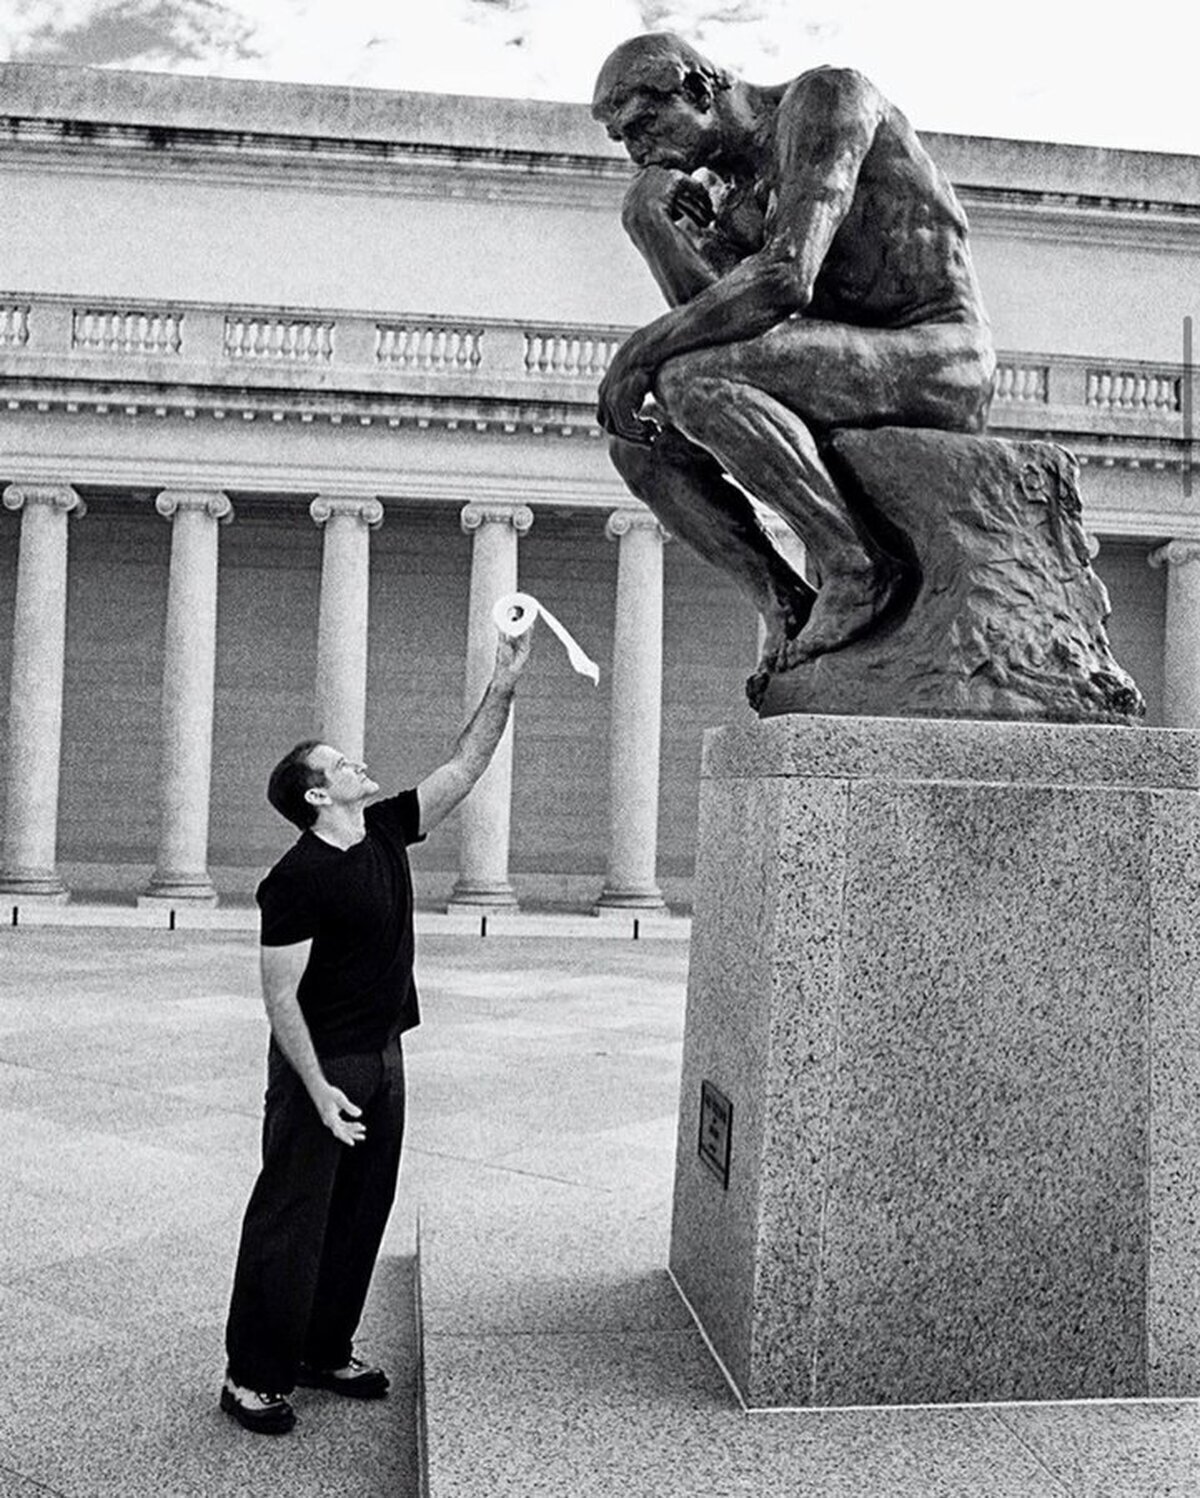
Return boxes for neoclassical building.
[0,63,1197,908]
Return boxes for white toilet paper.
[492,592,600,684]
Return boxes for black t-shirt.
[256,789,424,1056]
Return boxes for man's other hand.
[312,1082,365,1145]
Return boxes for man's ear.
[681,71,713,110]
[304,785,330,807]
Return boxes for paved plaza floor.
[0,922,1196,1497]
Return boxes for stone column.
[1150,540,1200,730]
[140,490,232,906]
[0,483,84,901]
[596,508,667,911]
[449,501,533,908]
[310,496,383,760]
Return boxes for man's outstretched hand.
[493,616,534,688]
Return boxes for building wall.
[1,65,1197,905]
[1095,543,1167,726]
[3,74,1198,361]
[58,497,168,868]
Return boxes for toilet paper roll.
[492,591,600,684]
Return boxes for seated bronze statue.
[592,32,996,677]
[592,34,1141,724]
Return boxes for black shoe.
[296,1355,389,1400]
[220,1380,297,1434]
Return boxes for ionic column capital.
[605,506,669,543]
[309,495,384,529]
[155,490,233,523]
[460,502,534,536]
[1149,539,1200,572]
[3,483,84,518]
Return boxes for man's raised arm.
[416,626,533,834]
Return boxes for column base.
[138,874,219,907]
[447,879,519,910]
[0,871,69,903]
[593,885,665,913]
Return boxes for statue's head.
[592,32,733,170]
[591,32,732,127]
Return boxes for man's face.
[305,744,379,809]
[605,87,715,172]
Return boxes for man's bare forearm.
[260,944,326,1100]
[453,675,516,778]
[263,983,327,1100]
[417,629,531,832]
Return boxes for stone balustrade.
[0,292,1191,447]
[376,321,484,371]
[1,302,31,348]
[522,328,623,379]
[72,306,184,356]
[224,314,335,362]
[1086,367,1181,414]
[992,361,1049,404]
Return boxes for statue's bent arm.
[768,68,884,302]
[609,69,885,383]
[621,166,723,308]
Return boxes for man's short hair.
[592,31,732,123]
[267,740,325,829]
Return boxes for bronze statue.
[592,34,1142,724]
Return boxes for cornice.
[4,117,1200,229]
[3,380,1191,468]
[0,118,631,210]
[0,450,632,510]
[1,373,1193,480]
[0,379,610,437]
[963,194,1200,253]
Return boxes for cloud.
[0,0,1194,152]
[2,0,260,69]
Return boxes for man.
[220,624,533,1434]
[592,33,996,675]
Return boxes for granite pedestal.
[670,716,1200,1409]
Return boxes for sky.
[1,0,1197,157]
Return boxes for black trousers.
[224,1031,406,1393]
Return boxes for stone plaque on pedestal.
[669,715,1200,1409]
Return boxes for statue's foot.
[780,560,903,667]
[756,580,816,677]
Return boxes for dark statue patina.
[593,33,1143,722]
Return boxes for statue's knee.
[607,432,655,490]
[652,357,692,423]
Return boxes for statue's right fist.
[621,167,714,236]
